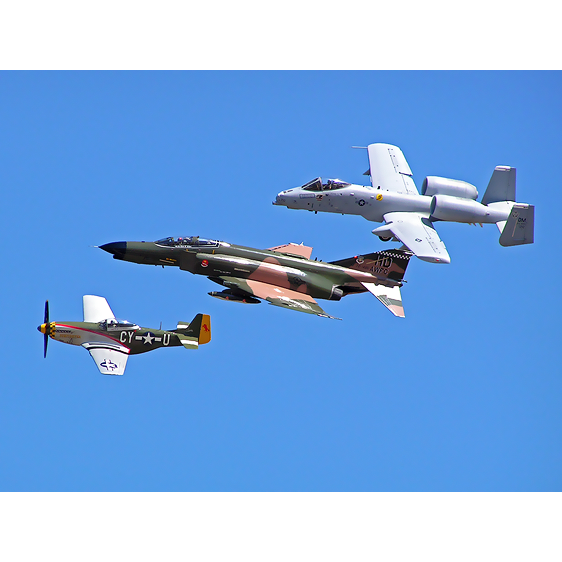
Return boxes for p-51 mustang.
[38,295,211,375]
[274,143,535,264]
[100,238,413,318]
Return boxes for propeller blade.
[43,300,50,358]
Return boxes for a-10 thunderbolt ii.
[99,238,413,318]
[273,143,535,264]
[38,295,211,375]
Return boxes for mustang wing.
[367,143,418,195]
[83,295,115,322]
[373,212,451,264]
[214,276,340,319]
[82,342,130,375]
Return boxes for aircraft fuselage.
[274,182,508,224]
[100,238,407,302]
[38,321,186,355]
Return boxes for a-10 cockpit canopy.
[302,178,351,192]
[155,236,219,247]
[99,318,140,331]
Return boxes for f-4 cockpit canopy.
[302,177,351,192]
[155,236,219,247]
[99,318,140,331]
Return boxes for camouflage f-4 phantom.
[100,238,413,319]
[38,295,211,375]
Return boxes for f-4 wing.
[267,243,313,259]
[82,342,130,375]
[211,276,340,319]
[372,212,451,264]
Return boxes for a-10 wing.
[372,212,451,264]
[366,144,450,263]
[367,143,418,195]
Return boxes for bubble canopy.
[301,177,351,191]
[155,236,218,247]
[99,319,140,331]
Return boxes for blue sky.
[1,71,560,492]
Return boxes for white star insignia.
[142,332,155,345]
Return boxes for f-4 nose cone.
[99,242,127,256]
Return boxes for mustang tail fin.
[175,313,211,349]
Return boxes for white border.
[1,493,560,561]
[0,2,558,69]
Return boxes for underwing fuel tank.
[208,291,261,304]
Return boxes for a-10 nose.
[273,192,288,205]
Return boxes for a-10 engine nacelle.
[430,194,509,224]
[422,176,479,200]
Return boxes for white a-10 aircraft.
[274,143,535,264]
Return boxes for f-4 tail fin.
[330,248,413,284]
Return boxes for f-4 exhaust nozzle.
[208,291,261,304]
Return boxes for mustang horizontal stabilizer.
[212,276,340,319]
[361,283,405,318]
[83,295,115,322]
[367,143,418,195]
[83,344,129,375]
[373,212,450,264]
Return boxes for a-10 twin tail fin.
[483,166,535,247]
